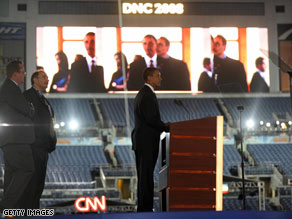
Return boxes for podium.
[158,116,223,211]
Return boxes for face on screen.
[84,34,95,58]
[257,60,266,72]
[143,36,157,58]
[157,38,169,57]
[212,36,226,57]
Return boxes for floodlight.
[246,119,254,128]
[281,122,287,129]
[69,120,79,130]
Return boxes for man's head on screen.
[84,32,95,58]
[143,35,157,58]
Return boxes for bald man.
[19,70,57,209]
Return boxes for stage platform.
[23,211,292,219]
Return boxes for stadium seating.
[45,145,110,189]
[115,145,135,166]
[223,197,272,210]
[247,144,292,175]
[280,197,292,210]
[223,145,242,175]
[49,98,96,127]
[98,98,221,129]
[223,97,291,123]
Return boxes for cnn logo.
[75,196,107,212]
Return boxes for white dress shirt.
[85,54,97,73]
[144,54,158,68]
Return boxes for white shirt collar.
[144,54,157,68]
[85,54,97,72]
[145,83,154,92]
[258,70,265,79]
[10,79,18,86]
[204,69,213,78]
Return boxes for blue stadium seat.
[49,98,96,127]
[115,145,135,166]
[223,145,241,175]
[247,144,292,175]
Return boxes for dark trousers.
[135,144,159,212]
[0,144,34,209]
[18,147,49,209]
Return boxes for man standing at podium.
[132,67,170,212]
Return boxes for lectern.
[158,116,223,211]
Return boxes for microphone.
[173,99,192,120]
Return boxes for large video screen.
[36,27,269,93]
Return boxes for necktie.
[150,60,154,68]
[91,60,96,73]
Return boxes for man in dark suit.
[19,70,57,209]
[198,57,218,92]
[132,68,169,211]
[127,35,166,90]
[212,35,248,92]
[250,57,269,92]
[68,32,106,93]
[0,61,35,210]
[156,37,191,90]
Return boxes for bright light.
[281,122,287,129]
[289,121,292,126]
[259,121,264,125]
[276,121,280,125]
[222,184,229,194]
[246,119,254,128]
[69,120,79,130]
[54,124,60,129]
[266,122,271,127]
[60,122,65,127]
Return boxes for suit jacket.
[67,57,106,93]
[250,72,269,93]
[198,71,218,92]
[132,85,169,151]
[127,56,166,91]
[159,56,191,90]
[23,88,57,152]
[0,79,35,146]
[214,56,248,92]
